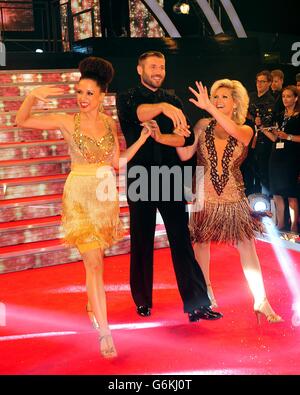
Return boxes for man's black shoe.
[137,305,151,317]
[188,306,223,322]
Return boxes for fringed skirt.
[62,164,124,254]
[190,197,264,245]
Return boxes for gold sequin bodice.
[197,120,248,203]
[68,113,116,165]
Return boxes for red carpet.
[0,241,299,375]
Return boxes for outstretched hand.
[189,81,211,111]
[29,85,65,103]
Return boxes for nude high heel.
[254,298,283,324]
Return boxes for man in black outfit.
[270,69,284,116]
[247,70,275,196]
[116,51,222,322]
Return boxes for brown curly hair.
[78,56,114,91]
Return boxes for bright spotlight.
[262,216,300,327]
[248,193,300,326]
[248,193,271,214]
[35,48,43,53]
[292,301,300,326]
[254,200,268,212]
[173,1,190,14]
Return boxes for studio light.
[35,48,43,53]
[248,193,271,213]
[261,216,300,327]
[173,1,190,15]
[248,194,300,327]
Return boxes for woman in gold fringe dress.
[15,57,152,358]
[176,79,282,324]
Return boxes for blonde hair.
[210,79,249,125]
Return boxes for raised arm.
[137,102,188,129]
[15,85,67,132]
[176,118,207,161]
[137,99,192,146]
[189,81,253,146]
[111,118,152,169]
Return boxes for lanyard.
[280,115,290,131]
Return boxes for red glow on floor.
[0,242,299,375]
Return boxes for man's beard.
[142,74,164,90]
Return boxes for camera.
[252,104,274,127]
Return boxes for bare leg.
[288,197,299,233]
[273,195,285,229]
[82,247,117,358]
[236,238,282,323]
[193,241,217,307]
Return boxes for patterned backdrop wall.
[0,0,34,31]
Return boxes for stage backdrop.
[4,36,264,125]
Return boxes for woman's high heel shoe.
[86,304,100,330]
[99,332,117,358]
[207,283,218,309]
[254,298,283,324]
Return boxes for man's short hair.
[271,69,284,80]
[138,51,165,65]
[256,70,272,82]
[296,73,300,82]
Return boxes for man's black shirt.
[271,89,285,116]
[248,89,275,147]
[248,90,275,124]
[116,84,194,168]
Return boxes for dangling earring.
[233,106,237,117]
[99,103,104,113]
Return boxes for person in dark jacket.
[116,51,223,322]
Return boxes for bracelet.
[287,134,293,141]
